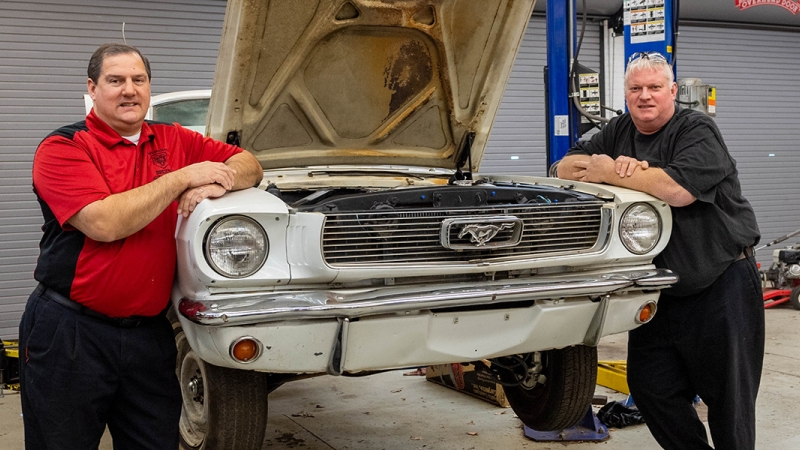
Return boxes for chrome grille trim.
[321,202,610,266]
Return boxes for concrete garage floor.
[1,307,798,449]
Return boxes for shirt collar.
[86,109,156,148]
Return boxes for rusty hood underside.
[208,0,536,171]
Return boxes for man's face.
[625,67,677,135]
[87,52,150,136]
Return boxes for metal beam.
[545,0,577,170]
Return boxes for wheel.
[790,286,800,310]
[169,308,270,450]
[498,345,598,431]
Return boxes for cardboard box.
[426,362,510,408]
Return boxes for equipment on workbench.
[760,242,800,310]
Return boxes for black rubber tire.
[790,286,800,310]
[502,345,598,431]
[169,308,270,450]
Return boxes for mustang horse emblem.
[458,223,515,247]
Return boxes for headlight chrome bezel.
[619,203,662,255]
[204,215,269,278]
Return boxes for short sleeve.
[32,136,111,226]
[662,118,735,204]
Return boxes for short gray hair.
[624,52,673,86]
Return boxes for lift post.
[545,0,577,171]
[546,0,679,169]
[537,0,679,441]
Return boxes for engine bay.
[269,181,603,213]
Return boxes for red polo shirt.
[32,110,243,317]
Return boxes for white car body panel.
[173,174,674,373]
[176,287,661,373]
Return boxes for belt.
[736,246,755,262]
[35,284,165,329]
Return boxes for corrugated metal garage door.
[482,16,602,176]
[676,25,800,267]
[0,0,226,339]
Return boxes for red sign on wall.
[736,0,800,14]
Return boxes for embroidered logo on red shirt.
[150,149,169,168]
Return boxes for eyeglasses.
[627,52,668,65]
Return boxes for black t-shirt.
[566,106,760,296]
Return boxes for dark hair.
[87,43,152,83]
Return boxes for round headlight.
[619,203,661,255]
[205,216,268,278]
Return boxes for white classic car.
[150,0,676,448]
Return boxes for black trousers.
[628,256,765,450]
[19,287,182,450]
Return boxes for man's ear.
[87,78,97,100]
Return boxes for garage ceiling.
[535,0,800,28]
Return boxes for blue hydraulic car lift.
[536,0,678,442]
[546,0,678,170]
[544,0,576,172]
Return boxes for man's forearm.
[68,157,241,242]
[225,151,263,191]
[556,154,591,181]
[557,153,695,207]
[67,170,193,242]
[600,167,695,207]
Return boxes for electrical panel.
[677,78,716,116]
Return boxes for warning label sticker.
[624,0,666,44]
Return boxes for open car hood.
[208,0,537,171]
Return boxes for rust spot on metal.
[383,39,432,118]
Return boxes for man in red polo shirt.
[19,43,263,450]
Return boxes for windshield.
[152,98,210,134]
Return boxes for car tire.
[169,308,270,450]
[501,345,597,431]
[790,286,800,310]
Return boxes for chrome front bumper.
[175,266,675,373]
[177,266,676,326]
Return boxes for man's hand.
[614,156,649,177]
[68,162,237,242]
[572,154,615,183]
[177,183,227,217]
[571,155,650,183]
[560,153,695,207]
[68,151,262,242]
[177,161,237,191]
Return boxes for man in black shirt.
[558,52,764,450]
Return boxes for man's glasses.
[627,52,668,65]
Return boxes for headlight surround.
[619,203,661,255]
[204,216,268,278]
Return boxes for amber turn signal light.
[230,336,262,363]
[636,301,658,324]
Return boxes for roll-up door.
[0,0,226,339]
[482,16,603,176]
[676,25,800,267]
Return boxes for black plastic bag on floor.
[597,401,646,428]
